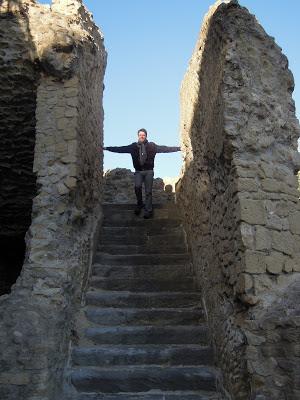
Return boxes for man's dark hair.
[138,128,147,136]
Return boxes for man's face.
[138,131,147,142]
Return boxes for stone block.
[236,273,253,293]
[241,223,255,249]
[235,166,257,178]
[283,258,294,273]
[61,154,77,163]
[265,251,285,274]
[64,176,77,189]
[65,107,78,118]
[67,140,77,155]
[57,182,69,195]
[57,117,70,131]
[289,212,300,235]
[237,178,258,192]
[62,127,77,140]
[266,213,284,231]
[253,274,275,295]
[55,141,68,153]
[244,250,266,274]
[272,231,294,256]
[64,77,79,88]
[239,199,266,225]
[64,87,78,98]
[68,163,78,177]
[261,178,282,193]
[244,330,266,346]
[284,253,300,272]
[54,107,65,119]
[259,162,274,178]
[255,226,271,251]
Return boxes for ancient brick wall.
[0,1,106,399]
[176,1,300,399]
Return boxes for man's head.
[137,128,147,143]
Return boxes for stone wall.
[176,1,300,399]
[103,168,177,204]
[0,1,106,399]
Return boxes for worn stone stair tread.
[102,208,179,221]
[84,325,209,345]
[84,306,204,326]
[77,390,220,400]
[90,276,197,292]
[71,365,217,393]
[102,203,176,210]
[91,264,193,279]
[100,235,184,246]
[97,245,187,255]
[94,253,191,266]
[85,290,202,308]
[102,219,182,228]
[102,217,181,225]
[102,210,180,219]
[72,344,214,366]
[101,225,183,234]
[92,262,191,270]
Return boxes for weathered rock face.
[103,168,177,204]
[176,1,300,399]
[0,1,106,399]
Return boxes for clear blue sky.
[40,0,300,178]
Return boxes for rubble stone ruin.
[0,0,299,399]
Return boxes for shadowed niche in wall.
[0,0,39,295]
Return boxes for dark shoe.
[143,211,153,219]
[134,205,144,215]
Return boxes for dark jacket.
[105,141,181,171]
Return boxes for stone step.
[85,307,204,326]
[97,244,187,255]
[85,291,202,309]
[103,208,181,222]
[100,232,185,246]
[102,204,178,219]
[91,264,193,280]
[72,344,214,367]
[102,203,176,211]
[102,218,181,228]
[103,204,172,210]
[77,391,220,400]
[85,325,209,345]
[101,225,184,237]
[70,365,217,393]
[94,253,191,266]
[90,277,197,292]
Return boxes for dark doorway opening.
[0,236,26,296]
[0,4,38,296]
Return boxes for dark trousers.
[134,170,154,212]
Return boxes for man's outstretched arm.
[103,144,133,153]
[156,145,181,153]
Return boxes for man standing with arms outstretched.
[102,128,181,218]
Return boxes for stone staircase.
[65,203,221,400]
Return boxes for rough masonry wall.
[176,1,300,399]
[0,1,106,399]
[103,168,177,204]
